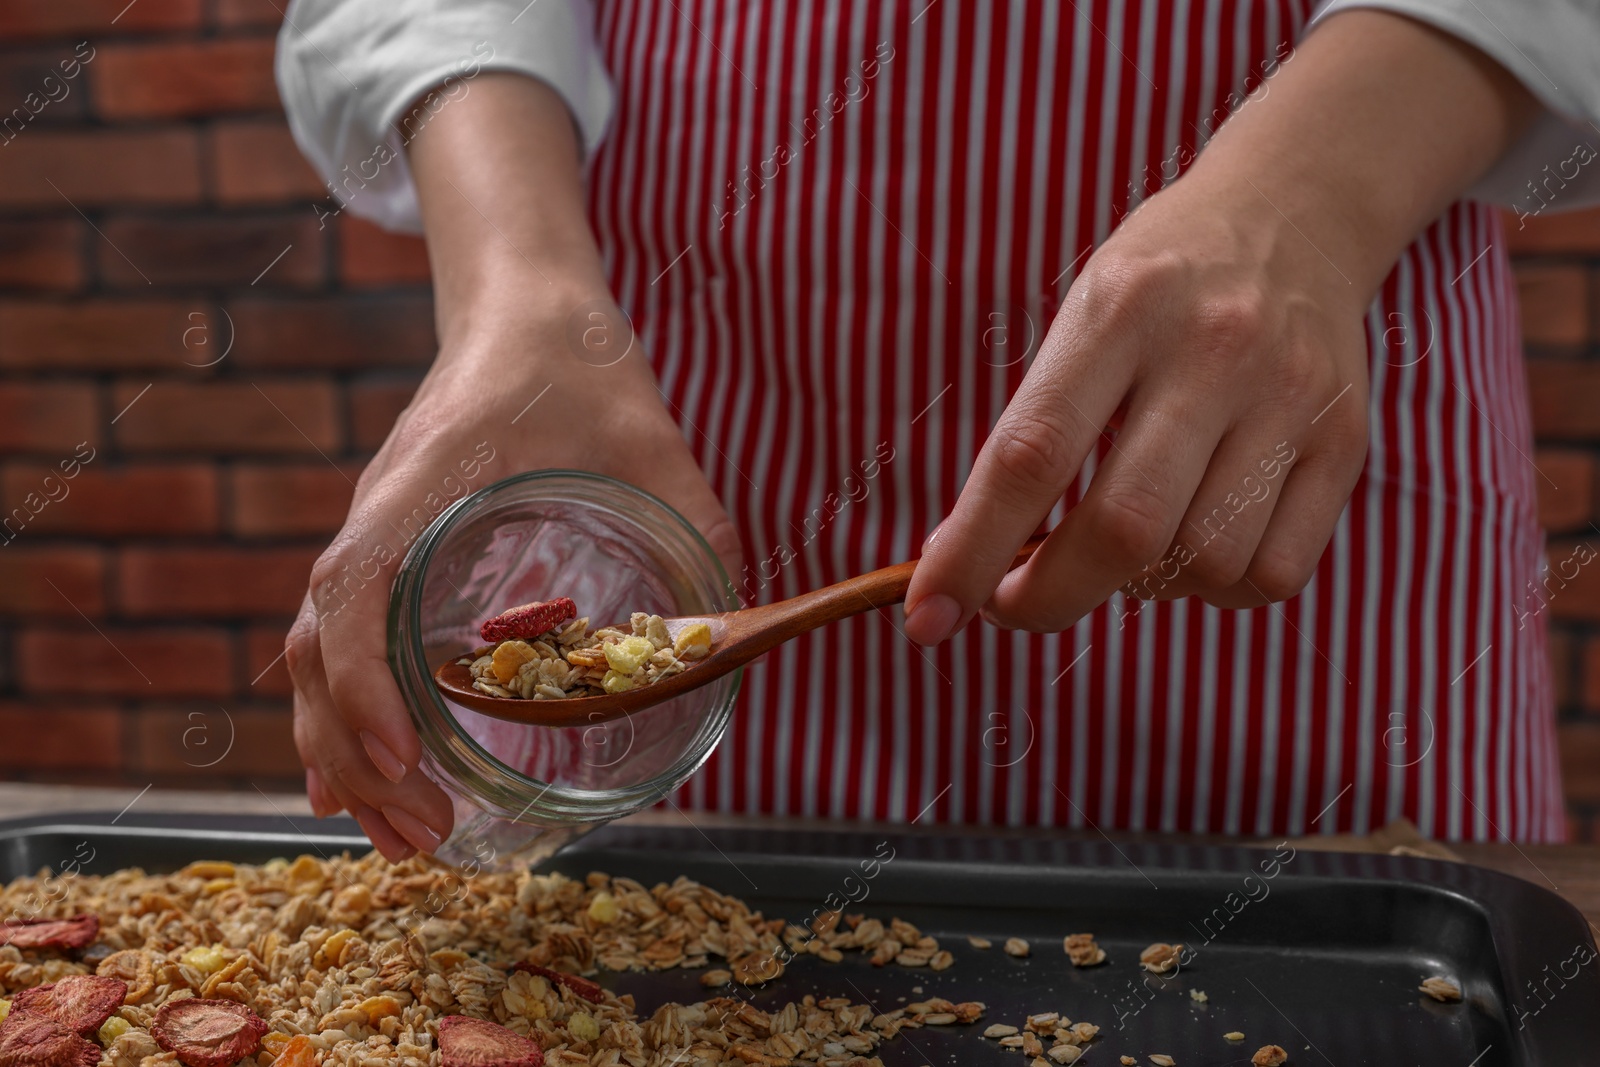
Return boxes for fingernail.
[361,730,408,784]
[305,768,334,818]
[355,805,416,863]
[903,593,962,645]
[383,805,444,854]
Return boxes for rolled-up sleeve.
[1312,0,1600,214]
[276,0,613,234]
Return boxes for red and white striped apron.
[584,0,1563,841]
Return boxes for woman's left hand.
[903,10,1537,641]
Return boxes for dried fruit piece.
[672,622,712,660]
[480,598,578,643]
[277,1034,321,1067]
[0,914,98,951]
[96,1016,130,1044]
[0,1010,100,1067]
[513,962,604,1004]
[1139,942,1183,974]
[602,635,655,674]
[491,641,540,684]
[11,975,127,1034]
[1419,975,1461,1002]
[1252,1046,1287,1066]
[438,1015,544,1067]
[151,998,268,1067]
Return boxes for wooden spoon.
[434,535,1047,727]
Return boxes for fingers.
[904,296,1140,643]
[983,394,1228,631]
[1212,441,1363,607]
[288,596,456,861]
[1126,432,1297,604]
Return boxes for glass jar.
[387,470,740,872]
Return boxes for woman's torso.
[583,0,1562,840]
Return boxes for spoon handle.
[722,533,1048,657]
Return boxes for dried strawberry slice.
[438,1015,544,1067]
[0,915,98,951]
[151,998,268,1067]
[0,1011,100,1067]
[480,598,578,643]
[11,974,128,1034]
[512,961,604,1004]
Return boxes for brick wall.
[0,4,1597,830]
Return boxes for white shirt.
[274,0,1600,233]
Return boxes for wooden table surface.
[4,782,1598,929]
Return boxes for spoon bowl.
[434,535,1045,727]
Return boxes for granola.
[1418,975,1461,1002]
[0,853,992,1067]
[462,608,711,701]
[1251,1045,1288,1066]
[979,1010,1101,1064]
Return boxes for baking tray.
[0,811,1593,1065]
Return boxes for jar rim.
[387,468,740,823]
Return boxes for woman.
[277,0,1600,860]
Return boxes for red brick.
[0,49,91,123]
[1,462,218,536]
[0,383,97,453]
[1528,361,1600,442]
[112,380,341,454]
[133,705,299,776]
[0,703,121,771]
[231,463,358,537]
[1515,264,1590,348]
[1544,538,1600,624]
[0,548,106,617]
[0,220,83,290]
[245,625,292,697]
[215,0,283,27]
[0,299,207,370]
[1583,637,1600,715]
[0,0,198,36]
[228,296,435,368]
[213,121,326,204]
[1560,722,1600,803]
[18,627,233,698]
[96,215,324,288]
[1505,206,1600,256]
[339,217,431,287]
[0,129,201,207]
[350,377,419,450]
[1550,626,1574,711]
[1535,449,1596,534]
[93,39,278,120]
[119,546,318,617]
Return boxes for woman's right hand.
[288,295,743,862]
[285,70,741,861]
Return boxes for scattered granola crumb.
[1419,976,1462,1002]
[1150,1056,1176,1066]
[1252,1044,1288,1066]
[1121,1058,1136,1066]
[698,969,731,987]
[1064,932,1107,967]
[1224,1031,1246,1041]
[985,1024,1020,1038]
[969,935,993,949]
[1189,988,1208,1003]
[1004,937,1031,957]
[1139,942,1183,974]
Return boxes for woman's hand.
[904,10,1536,642]
[287,73,739,861]
[288,302,741,861]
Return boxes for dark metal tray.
[1,811,1593,1065]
